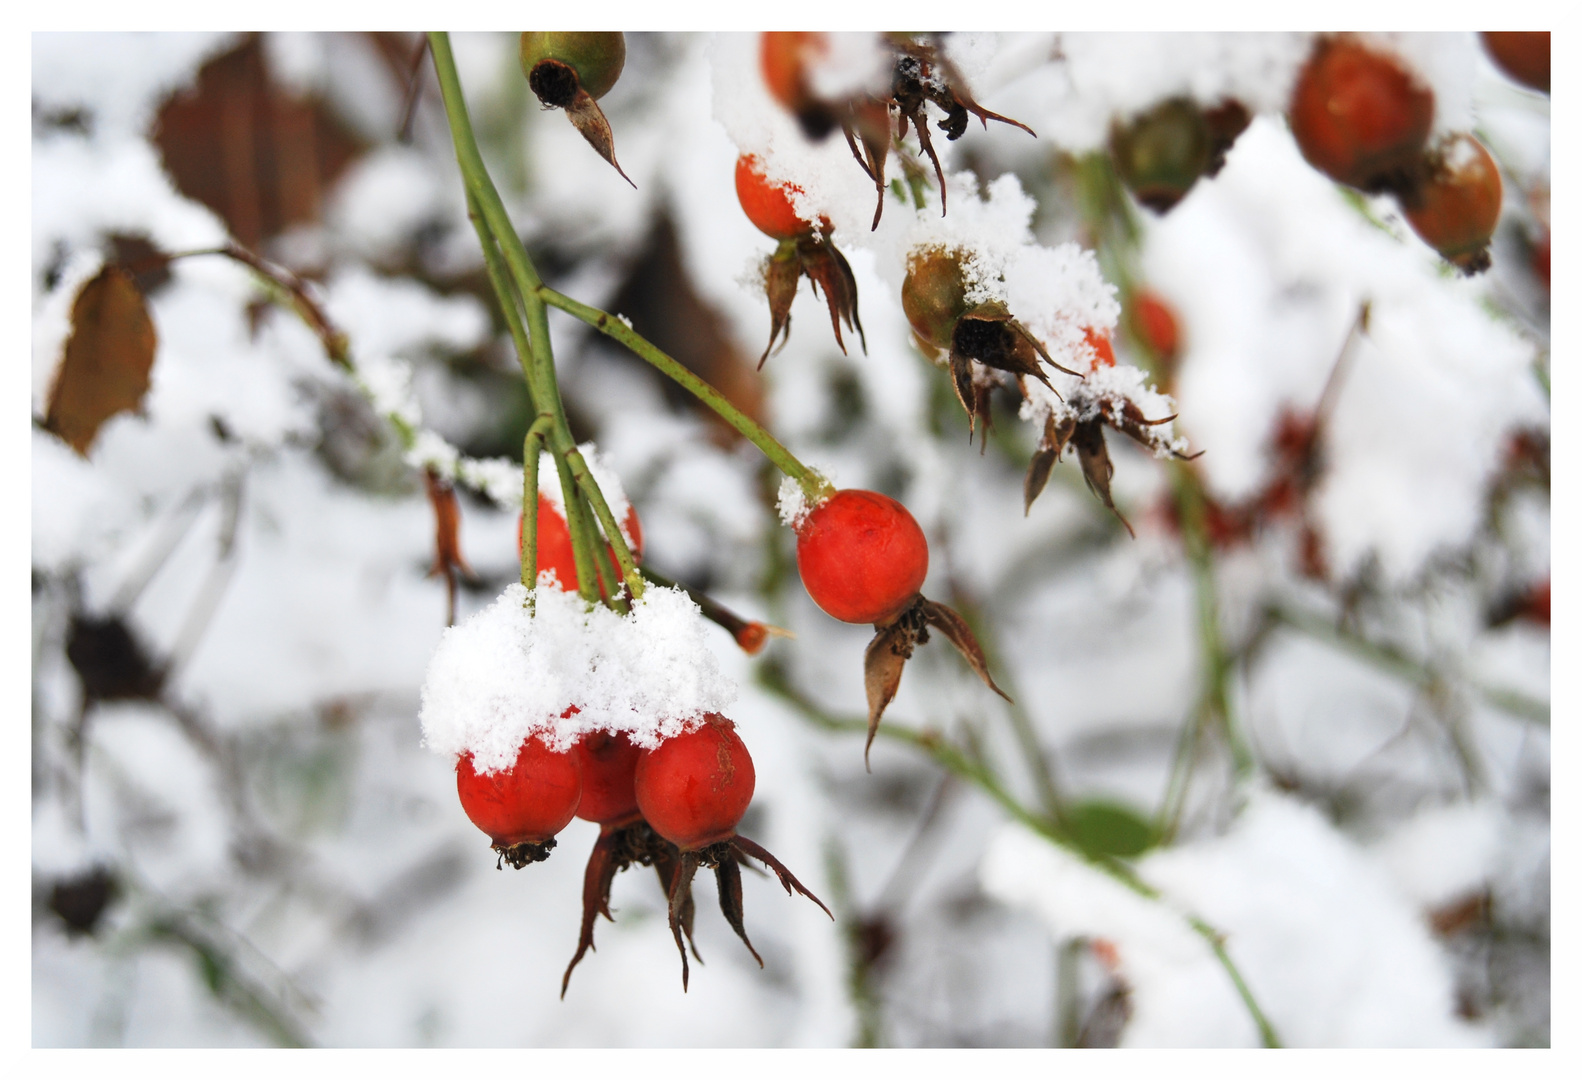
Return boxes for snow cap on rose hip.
[418,582,737,775]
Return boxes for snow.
[983,789,1491,1046]
[419,583,738,772]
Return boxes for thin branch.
[757,659,1283,1048]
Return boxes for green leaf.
[1065,799,1157,859]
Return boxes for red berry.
[736,154,825,241]
[456,735,582,849]
[634,715,756,851]
[1084,327,1116,370]
[1131,290,1181,361]
[571,730,644,827]
[1402,133,1503,273]
[1481,32,1549,94]
[760,32,822,110]
[795,490,929,625]
[1289,36,1434,192]
[518,494,643,594]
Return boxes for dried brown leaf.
[45,267,158,456]
[1024,446,1058,514]
[1073,421,1135,538]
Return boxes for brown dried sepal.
[563,89,635,189]
[529,58,634,189]
[562,818,698,997]
[862,596,1012,768]
[422,468,477,627]
[1023,412,1077,513]
[758,233,865,368]
[948,303,1080,441]
[1071,420,1135,538]
[886,38,1035,217]
[665,836,831,991]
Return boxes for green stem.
[536,285,832,505]
[756,659,1282,1047]
[432,32,631,608]
[520,418,555,596]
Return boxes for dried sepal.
[711,849,762,968]
[861,595,1013,767]
[920,600,1011,704]
[1072,420,1135,538]
[663,836,830,991]
[563,819,698,997]
[885,39,1035,216]
[799,235,866,356]
[759,241,802,367]
[731,834,833,919]
[563,90,635,189]
[863,616,918,766]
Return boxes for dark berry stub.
[796,490,929,625]
[456,736,581,864]
[528,58,580,109]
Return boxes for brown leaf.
[863,620,916,769]
[921,600,1012,704]
[422,468,474,626]
[564,89,635,189]
[45,267,158,456]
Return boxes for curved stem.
[432,32,626,608]
[537,285,832,504]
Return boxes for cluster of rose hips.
[457,496,831,994]
[1288,34,1517,275]
[461,477,1012,991]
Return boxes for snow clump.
[419,583,738,774]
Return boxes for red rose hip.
[635,714,756,851]
[796,489,929,625]
[1289,36,1434,192]
[456,735,581,866]
[571,730,643,827]
[1401,133,1503,274]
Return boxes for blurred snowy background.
[31,31,1549,1047]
